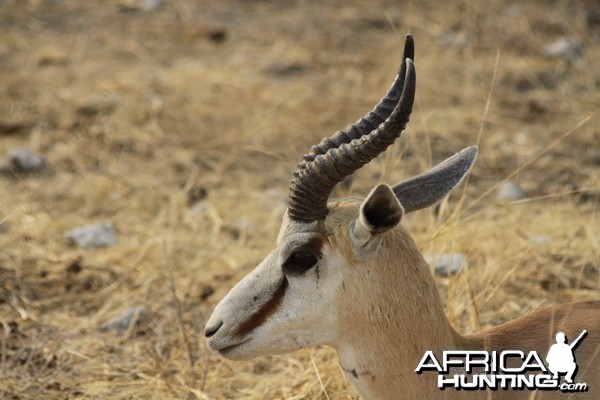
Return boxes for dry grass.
[0,0,599,398]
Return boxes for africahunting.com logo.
[415,330,588,393]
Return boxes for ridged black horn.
[288,58,416,222]
[295,34,414,174]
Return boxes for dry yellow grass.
[0,0,598,399]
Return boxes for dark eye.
[283,251,318,273]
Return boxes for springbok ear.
[354,184,404,241]
[392,146,477,214]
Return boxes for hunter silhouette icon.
[546,330,587,383]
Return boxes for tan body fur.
[329,201,600,400]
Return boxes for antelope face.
[204,188,408,360]
[205,218,352,359]
[204,215,348,360]
[204,34,477,361]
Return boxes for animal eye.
[283,251,318,273]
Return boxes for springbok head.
[204,35,477,360]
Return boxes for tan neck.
[331,224,600,400]
[334,228,478,399]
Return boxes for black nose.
[204,320,224,338]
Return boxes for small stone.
[542,38,583,61]
[118,0,162,12]
[101,306,148,332]
[65,222,117,248]
[426,253,468,277]
[76,94,120,116]
[140,0,162,11]
[497,181,525,201]
[0,220,6,233]
[531,235,550,245]
[1,148,46,174]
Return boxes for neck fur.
[333,226,474,399]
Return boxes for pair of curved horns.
[288,35,417,222]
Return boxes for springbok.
[204,35,600,399]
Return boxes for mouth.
[216,337,252,357]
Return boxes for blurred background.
[0,0,598,398]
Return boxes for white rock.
[497,180,525,201]
[119,0,162,12]
[426,253,468,277]
[65,221,117,248]
[542,38,583,60]
[531,235,550,244]
[1,148,46,173]
[140,0,162,11]
[101,306,148,332]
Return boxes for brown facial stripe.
[233,277,288,338]
[297,235,327,256]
